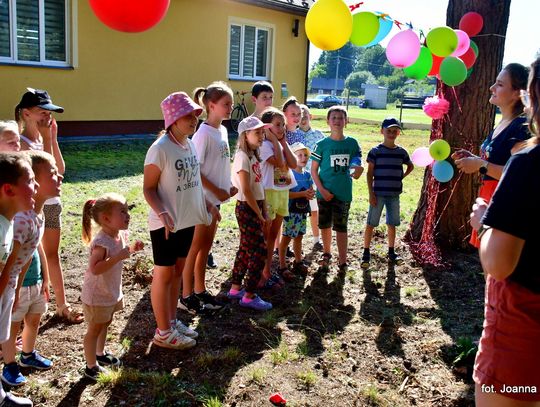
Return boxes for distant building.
[363,84,388,109]
[310,77,345,95]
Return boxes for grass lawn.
[309,105,433,125]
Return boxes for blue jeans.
[366,195,401,227]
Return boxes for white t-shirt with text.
[231,150,265,201]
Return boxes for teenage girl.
[81,193,143,380]
[180,82,237,315]
[143,92,219,349]
[259,107,297,287]
[15,88,82,324]
[228,116,273,311]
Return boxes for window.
[228,20,272,80]
[0,0,70,67]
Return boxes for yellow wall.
[0,0,307,122]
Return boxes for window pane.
[45,0,65,61]
[243,25,255,78]
[16,0,40,61]
[256,29,268,77]
[0,0,10,57]
[229,25,241,76]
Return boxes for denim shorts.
[366,195,401,227]
[318,198,351,233]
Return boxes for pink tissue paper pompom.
[422,96,450,119]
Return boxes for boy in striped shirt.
[361,118,414,269]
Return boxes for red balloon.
[428,55,444,76]
[459,12,483,37]
[89,0,170,33]
[460,46,477,68]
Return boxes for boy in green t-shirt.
[311,106,363,272]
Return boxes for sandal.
[56,303,84,324]
[319,253,332,270]
[293,261,309,276]
[278,267,295,282]
[263,273,284,290]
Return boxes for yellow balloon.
[305,0,353,51]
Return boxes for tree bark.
[407,0,512,251]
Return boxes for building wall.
[0,0,307,130]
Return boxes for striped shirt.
[367,144,411,196]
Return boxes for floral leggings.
[232,200,267,293]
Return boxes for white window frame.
[227,17,274,81]
[0,0,72,67]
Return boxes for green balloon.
[426,26,458,57]
[440,56,467,86]
[470,40,479,57]
[404,46,433,79]
[429,139,451,161]
[349,12,380,46]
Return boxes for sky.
[308,0,539,68]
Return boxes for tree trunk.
[407,0,512,254]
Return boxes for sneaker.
[0,392,33,406]
[152,328,196,350]
[178,294,206,315]
[227,288,246,300]
[239,295,273,311]
[172,320,198,339]
[1,363,26,386]
[206,253,218,269]
[319,253,331,270]
[19,351,53,370]
[194,291,225,312]
[361,252,370,269]
[313,241,323,252]
[96,352,122,368]
[388,252,404,265]
[84,364,109,382]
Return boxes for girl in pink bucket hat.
[143,92,220,349]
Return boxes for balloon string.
[450,86,463,114]
[474,33,506,39]
[432,171,464,230]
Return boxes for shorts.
[309,198,318,212]
[43,203,62,229]
[150,226,195,266]
[83,298,124,324]
[11,283,47,322]
[282,213,307,238]
[366,195,401,227]
[265,189,289,219]
[318,198,351,233]
[0,287,15,342]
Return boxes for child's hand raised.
[130,240,144,253]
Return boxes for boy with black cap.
[361,117,414,269]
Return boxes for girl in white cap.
[143,92,220,349]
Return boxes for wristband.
[158,211,168,217]
[477,224,491,240]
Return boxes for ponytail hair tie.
[88,199,96,206]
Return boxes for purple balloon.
[451,29,470,57]
[411,147,434,167]
[386,29,421,68]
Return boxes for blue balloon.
[365,12,393,47]
[432,160,454,182]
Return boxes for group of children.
[0,81,413,401]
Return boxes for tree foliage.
[345,70,376,94]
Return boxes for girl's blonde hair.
[237,129,261,162]
[193,81,233,114]
[82,192,127,244]
[0,120,19,139]
[26,150,55,171]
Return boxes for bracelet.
[477,224,491,240]
[158,211,168,217]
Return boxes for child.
[297,105,325,250]
[15,88,80,324]
[81,193,143,380]
[0,121,21,152]
[180,82,237,315]
[311,106,363,272]
[278,143,315,275]
[361,118,414,269]
[1,152,60,387]
[144,92,218,349]
[250,81,274,118]
[260,108,298,286]
[0,152,35,407]
[283,97,303,145]
[228,116,272,311]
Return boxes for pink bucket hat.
[161,91,203,129]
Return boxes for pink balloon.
[411,147,434,167]
[451,30,470,57]
[386,30,421,68]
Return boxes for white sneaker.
[172,320,198,339]
[152,329,196,350]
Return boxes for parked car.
[306,94,342,109]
